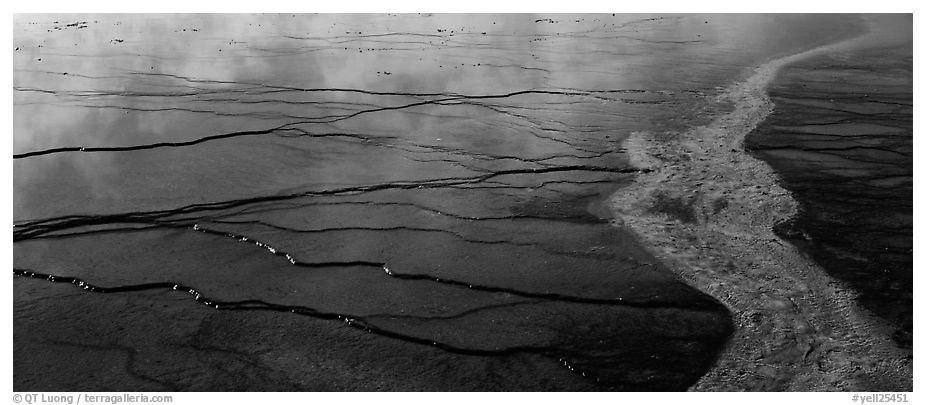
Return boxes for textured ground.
[746,43,913,348]
[610,15,912,391]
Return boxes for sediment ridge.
[610,25,912,391]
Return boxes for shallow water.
[14,14,867,390]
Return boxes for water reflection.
[14,14,864,390]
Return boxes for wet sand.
[610,15,912,391]
[14,14,747,391]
